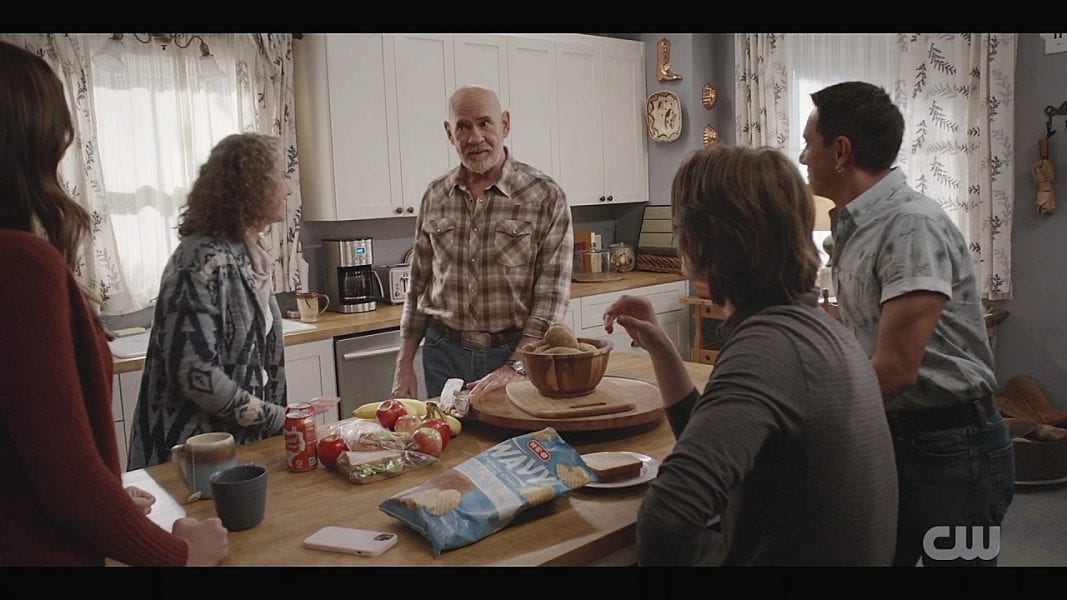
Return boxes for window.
[782,35,898,291]
[90,35,248,311]
[783,34,899,175]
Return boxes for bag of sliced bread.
[379,427,593,556]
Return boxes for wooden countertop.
[112,271,685,374]
[124,353,711,566]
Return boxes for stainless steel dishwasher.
[334,328,426,419]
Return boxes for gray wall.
[990,34,1067,408]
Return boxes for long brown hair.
[0,40,91,267]
[178,133,282,241]
[671,146,820,308]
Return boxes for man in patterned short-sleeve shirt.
[392,85,573,400]
[800,81,1013,567]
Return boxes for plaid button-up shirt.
[400,151,573,341]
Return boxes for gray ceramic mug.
[209,464,268,531]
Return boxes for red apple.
[412,427,444,457]
[316,434,349,470]
[393,413,422,435]
[375,399,408,430]
[421,402,451,451]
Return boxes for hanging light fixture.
[93,33,226,80]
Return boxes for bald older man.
[392,85,573,401]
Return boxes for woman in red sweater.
[0,40,229,566]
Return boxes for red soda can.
[284,403,318,472]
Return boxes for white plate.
[582,451,659,489]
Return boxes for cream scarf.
[243,231,275,337]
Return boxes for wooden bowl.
[520,338,613,398]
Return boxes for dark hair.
[671,146,820,308]
[0,40,90,267]
[810,81,904,172]
[178,133,282,241]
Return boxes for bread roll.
[544,323,579,349]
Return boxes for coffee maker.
[322,238,383,313]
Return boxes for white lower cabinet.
[110,338,339,471]
[111,370,142,472]
[572,280,689,358]
[560,302,579,335]
[284,338,339,426]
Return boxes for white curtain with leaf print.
[1,34,123,310]
[0,33,304,316]
[893,34,1016,300]
[734,34,790,149]
[239,34,304,296]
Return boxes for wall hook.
[1044,100,1067,138]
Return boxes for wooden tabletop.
[113,272,685,374]
[127,353,711,566]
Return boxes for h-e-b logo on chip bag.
[527,440,550,461]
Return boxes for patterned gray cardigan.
[127,233,287,470]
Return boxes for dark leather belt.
[429,321,523,351]
[891,394,996,432]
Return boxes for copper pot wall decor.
[702,125,719,149]
[701,84,718,109]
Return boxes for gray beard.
[462,156,494,174]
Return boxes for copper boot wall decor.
[656,38,683,82]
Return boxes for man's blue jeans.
[421,326,518,399]
[887,397,1014,567]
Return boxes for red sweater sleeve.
[0,234,188,566]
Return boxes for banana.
[351,399,461,436]
[442,414,462,437]
[352,399,427,420]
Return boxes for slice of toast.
[584,453,643,483]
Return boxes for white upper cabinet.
[600,38,648,204]
[294,34,403,220]
[294,34,647,221]
[452,35,511,172]
[554,36,647,206]
[389,34,455,217]
[506,36,559,180]
[555,41,605,206]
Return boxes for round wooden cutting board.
[472,376,664,431]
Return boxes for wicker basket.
[636,254,682,274]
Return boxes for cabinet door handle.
[406,207,415,214]
[607,195,614,202]
[599,196,606,202]
[394,207,403,214]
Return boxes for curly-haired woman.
[127,133,291,469]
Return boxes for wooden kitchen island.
[124,353,711,566]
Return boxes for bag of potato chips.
[378,427,593,556]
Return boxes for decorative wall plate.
[701,84,718,109]
[646,91,682,143]
[702,125,719,148]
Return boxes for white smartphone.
[303,526,399,557]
